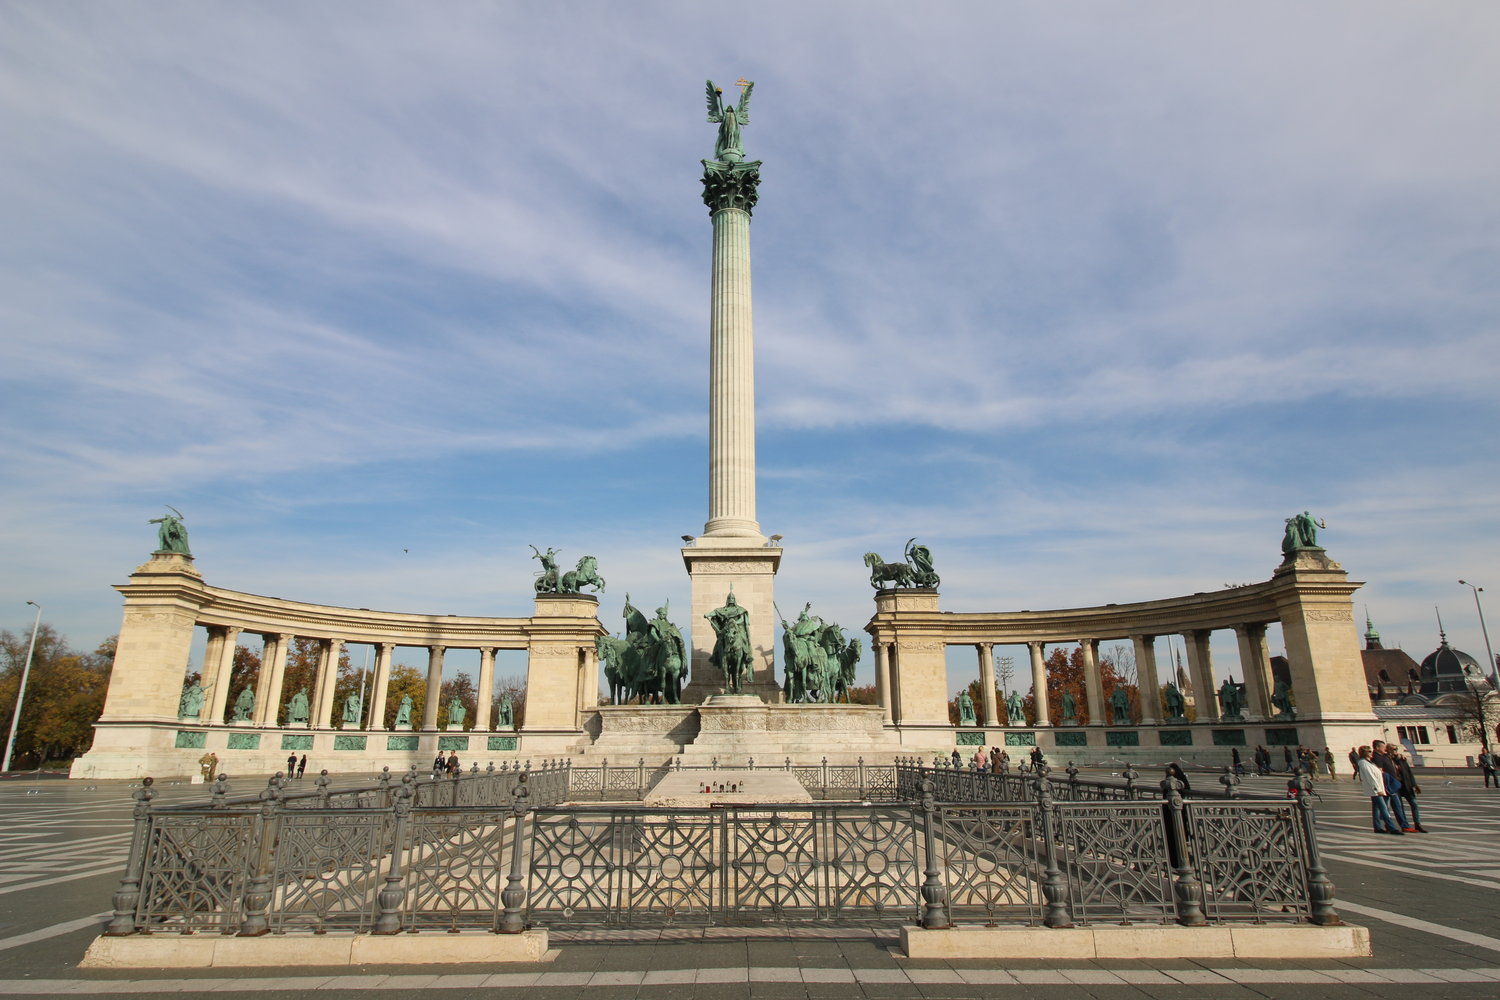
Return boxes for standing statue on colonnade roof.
[1280,511,1325,560]
[150,506,191,556]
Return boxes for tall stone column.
[199,627,225,722]
[682,154,781,702]
[874,642,892,724]
[368,643,394,731]
[1235,625,1272,720]
[474,647,496,731]
[1080,639,1104,726]
[256,633,290,726]
[977,643,999,726]
[1131,634,1161,725]
[313,639,343,729]
[1183,630,1217,723]
[423,645,445,730]
[205,626,241,724]
[1028,642,1051,727]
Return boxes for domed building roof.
[1419,631,1490,696]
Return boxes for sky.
[2,2,1498,697]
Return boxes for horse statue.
[863,551,913,589]
[597,634,650,704]
[832,636,862,703]
[561,555,605,594]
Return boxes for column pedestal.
[681,541,782,703]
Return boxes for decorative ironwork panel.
[1004,731,1037,746]
[271,810,387,932]
[1055,803,1175,924]
[606,768,646,799]
[1159,729,1194,746]
[1187,802,1309,923]
[403,809,509,931]
[174,730,206,749]
[936,805,1043,924]
[137,813,255,932]
[863,766,898,800]
[821,806,919,921]
[1212,729,1247,747]
[620,813,719,923]
[528,811,641,924]
[387,735,419,751]
[226,733,259,750]
[727,809,821,919]
[281,734,314,750]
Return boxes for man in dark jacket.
[1371,741,1412,830]
[1391,747,1425,832]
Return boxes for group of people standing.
[1235,744,1334,777]
[433,752,463,777]
[284,753,307,778]
[1353,740,1424,835]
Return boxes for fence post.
[1122,765,1138,799]
[1291,769,1343,925]
[918,779,951,929]
[237,776,285,936]
[316,770,332,807]
[372,776,415,934]
[1218,768,1240,798]
[821,756,829,798]
[1033,771,1073,928]
[498,774,533,934]
[637,757,645,796]
[1160,772,1206,927]
[104,779,156,936]
[211,773,230,808]
[858,756,866,799]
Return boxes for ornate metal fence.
[104,761,1339,937]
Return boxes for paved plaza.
[2,768,1500,998]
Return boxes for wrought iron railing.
[102,761,1338,937]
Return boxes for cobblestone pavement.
[2,768,1499,997]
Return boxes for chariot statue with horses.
[779,602,862,704]
[597,595,687,704]
[862,538,940,590]
[531,545,606,594]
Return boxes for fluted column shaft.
[368,643,394,730]
[423,645,445,729]
[205,626,241,723]
[1184,630,1217,722]
[977,644,999,726]
[874,642,892,724]
[256,634,290,725]
[1081,639,1104,726]
[1028,642,1051,726]
[1236,625,1273,720]
[704,206,760,537]
[475,647,496,731]
[313,639,343,729]
[1132,634,1161,725]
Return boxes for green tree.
[492,674,527,729]
[384,663,426,729]
[0,626,113,768]
[438,672,477,730]
[275,638,349,725]
[224,645,261,722]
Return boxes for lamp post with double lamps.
[3,601,43,773]
[1459,581,1498,688]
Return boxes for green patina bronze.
[232,687,254,722]
[955,731,985,746]
[447,698,467,728]
[1005,690,1026,726]
[702,78,761,216]
[956,690,977,726]
[1163,681,1187,722]
[387,735,419,751]
[226,732,260,750]
[1004,731,1037,747]
[1217,678,1244,719]
[1280,511,1325,560]
[342,691,362,727]
[531,546,605,594]
[779,603,860,704]
[286,689,310,726]
[497,695,515,730]
[1159,730,1194,747]
[1107,686,1133,725]
[599,596,687,704]
[1271,677,1296,719]
[1060,690,1078,722]
[150,506,191,556]
[394,694,413,729]
[863,539,940,590]
[488,736,518,751]
[281,733,313,751]
[706,590,753,694]
[178,680,204,719]
[174,730,206,749]
[705,78,753,164]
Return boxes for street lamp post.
[1459,581,1497,688]
[3,602,43,773]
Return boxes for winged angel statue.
[706,78,753,163]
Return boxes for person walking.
[1370,741,1410,830]
[296,754,307,778]
[1231,748,1243,776]
[1283,746,1294,772]
[1480,749,1499,788]
[1391,747,1426,832]
[446,751,461,776]
[286,752,297,776]
[1348,746,1361,781]
[1324,747,1336,779]
[1356,745,1403,834]
[433,754,446,779]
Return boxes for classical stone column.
[313,639,343,729]
[474,647,496,731]
[1235,624,1273,720]
[977,643,999,726]
[1183,630,1217,723]
[1131,634,1161,725]
[199,627,225,722]
[874,642,892,724]
[702,162,762,539]
[681,155,782,703]
[423,645,445,730]
[368,643,394,731]
[1080,639,1104,726]
[1028,642,1051,727]
[256,633,290,726]
[205,626,242,724]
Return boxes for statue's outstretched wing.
[736,80,752,123]
[705,79,723,122]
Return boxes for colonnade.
[190,627,526,731]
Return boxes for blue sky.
[2,3,1498,695]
